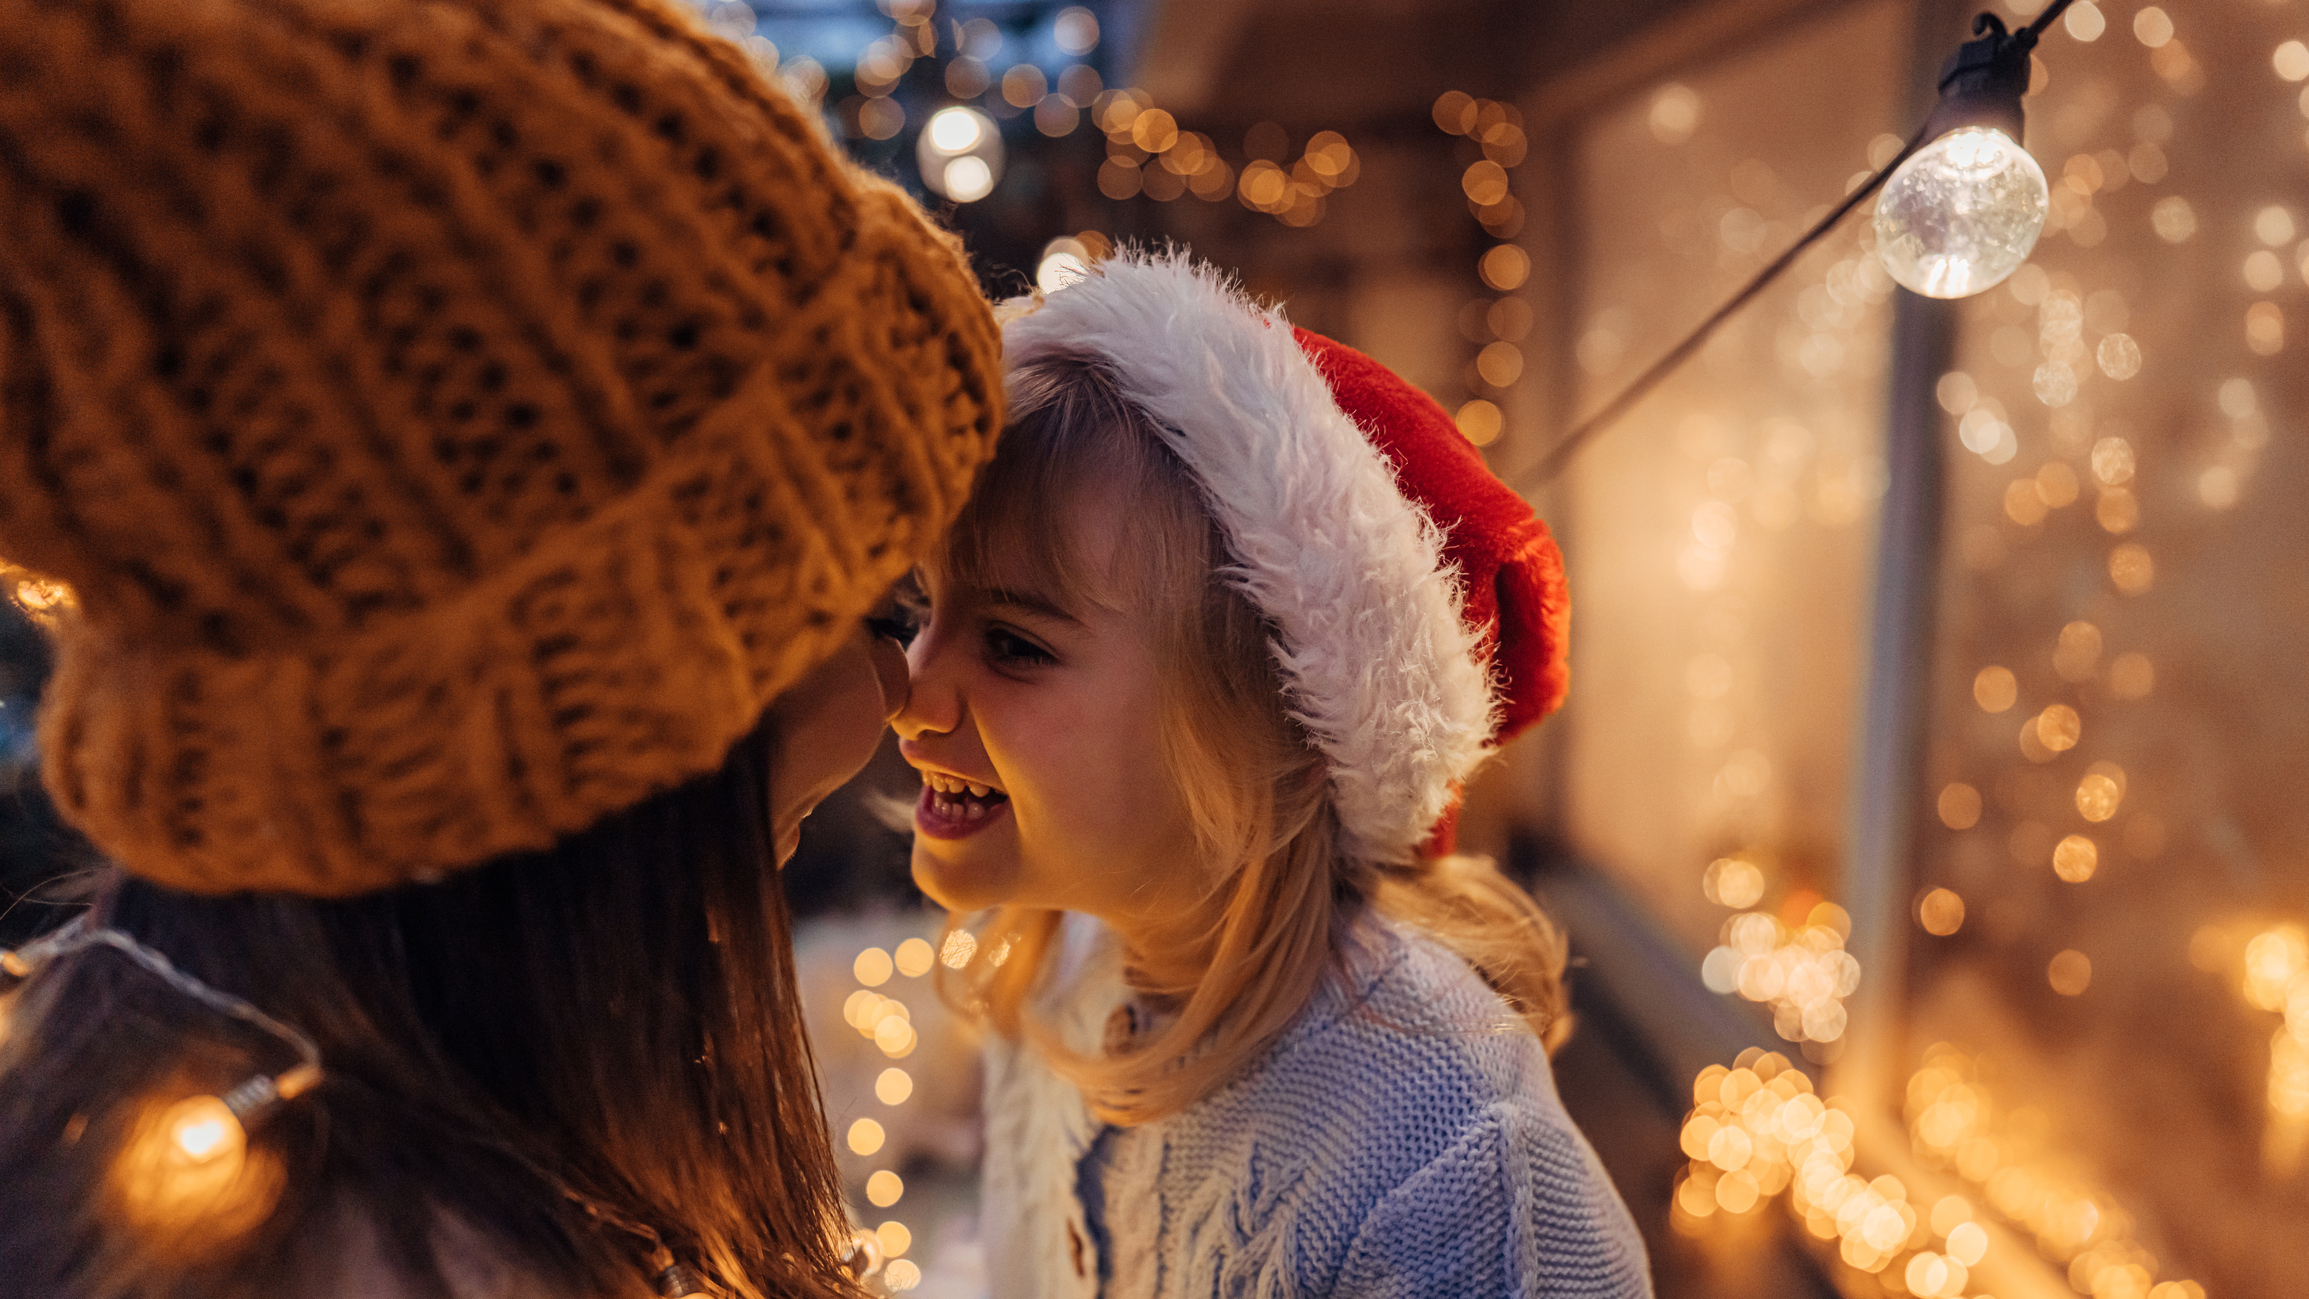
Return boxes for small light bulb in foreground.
[1874,126,2048,299]
[162,1095,245,1165]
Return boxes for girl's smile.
[914,770,1012,840]
[892,477,1205,932]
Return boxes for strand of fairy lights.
[697,0,1364,228]
[1429,90,1533,451]
[835,928,983,1295]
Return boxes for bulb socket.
[653,1261,710,1297]
[1923,13,2036,144]
[217,1064,321,1131]
[219,1073,283,1124]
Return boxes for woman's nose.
[866,633,911,722]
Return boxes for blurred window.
[1552,1,2307,1293]
[1561,0,1904,975]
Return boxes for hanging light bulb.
[917,106,1003,204]
[1875,14,2050,298]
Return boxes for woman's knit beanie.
[0,0,1003,896]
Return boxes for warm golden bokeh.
[854,947,895,987]
[108,1091,287,1261]
[1973,665,2018,713]
[1918,888,1966,937]
[2048,949,2093,995]
[1937,783,1982,830]
[893,938,936,979]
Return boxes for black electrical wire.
[1517,0,2078,492]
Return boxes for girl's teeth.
[923,772,1003,799]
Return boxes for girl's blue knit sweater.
[978,916,1654,1298]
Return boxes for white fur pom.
[1001,252,1497,864]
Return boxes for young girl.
[0,1,1000,1295]
[895,253,1651,1297]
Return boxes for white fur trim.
[1001,252,1497,864]
[979,914,1125,1299]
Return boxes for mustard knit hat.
[0,0,1002,896]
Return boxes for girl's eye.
[985,626,1056,667]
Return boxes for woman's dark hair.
[0,715,856,1299]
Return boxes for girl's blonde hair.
[938,356,1569,1127]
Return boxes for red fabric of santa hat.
[1001,252,1570,863]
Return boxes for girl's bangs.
[938,358,1180,612]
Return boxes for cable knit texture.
[982,918,1653,1299]
[0,0,1001,894]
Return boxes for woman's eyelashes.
[866,579,928,646]
[866,611,919,647]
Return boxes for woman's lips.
[914,783,1011,840]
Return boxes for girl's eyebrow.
[983,590,1085,628]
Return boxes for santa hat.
[1001,252,1569,864]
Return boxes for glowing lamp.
[1874,14,2049,298]
[163,1095,243,1165]
[158,1061,324,1169]
[917,107,1003,204]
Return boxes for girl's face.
[893,486,1203,927]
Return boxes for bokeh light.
[1918,888,1966,936]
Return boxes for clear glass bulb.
[1873,126,2049,299]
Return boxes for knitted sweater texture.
[981,917,1653,1299]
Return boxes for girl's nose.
[892,631,961,740]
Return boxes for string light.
[2,920,324,1249]
[842,931,950,1294]
[1698,903,1861,1048]
[892,938,935,978]
[1877,128,2047,297]
[1874,12,2058,297]
[1432,92,1533,448]
[916,106,1002,204]
[1905,1046,2202,1296]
